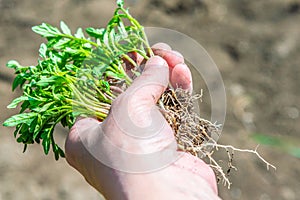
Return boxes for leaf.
[32,23,61,38]
[99,80,110,91]
[53,38,71,49]
[13,125,22,137]
[7,96,28,109]
[15,124,29,138]
[41,130,51,155]
[3,113,37,127]
[60,21,71,35]
[65,47,82,55]
[36,76,65,87]
[75,28,85,39]
[117,0,124,7]
[58,146,65,158]
[12,75,25,91]
[39,43,47,59]
[86,27,105,39]
[39,101,55,113]
[20,100,30,113]
[54,144,65,160]
[46,36,63,48]
[42,137,50,155]
[29,116,39,133]
[6,60,20,69]
[23,144,28,153]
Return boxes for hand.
[65,43,221,200]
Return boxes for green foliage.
[3,0,152,160]
[117,0,124,8]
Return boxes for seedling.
[3,0,275,187]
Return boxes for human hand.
[65,43,221,200]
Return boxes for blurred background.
[0,0,299,199]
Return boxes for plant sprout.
[3,0,153,160]
[3,0,275,188]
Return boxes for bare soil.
[1,0,299,199]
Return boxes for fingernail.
[172,50,184,60]
[145,56,167,70]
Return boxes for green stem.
[119,7,153,57]
[70,84,110,109]
[122,54,137,68]
[70,99,109,119]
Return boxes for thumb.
[118,56,169,128]
[126,55,169,104]
[108,55,169,131]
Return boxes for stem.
[119,7,153,57]
[70,84,110,109]
[122,54,137,68]
[70,99,109,119]
[111,62,132,84]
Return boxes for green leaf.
[65,47,81,55]
[7,60,20,69]
[36,76,65,87]
[29,116,39,133]
[41,130,51,155]
[42,137,50,155]
[39,102,55,113]
[12,75,25,91]
[53,144,59,160]
[23,144,28,153]
[99,80,110,91]
[13,125,22,137]
[60,21,71,35]
[32,23,61,38]
[39,43,47,59]
[3,113,37,127]
[117,0,124,7]
[58,146,65,158]
[75,28,85,39]
[86,27,105,39]
[7,96,28,109]
[20,100,30,113]
[53,38,71,49]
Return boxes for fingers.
[171,63,193,91]
[152,45,184,68]
[152,42,172,51]
[152,43,193,93]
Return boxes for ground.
[0,0,299,199]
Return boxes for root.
[201,142,276,188]
[158,88,276,189]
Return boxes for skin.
[65,43,221,200]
